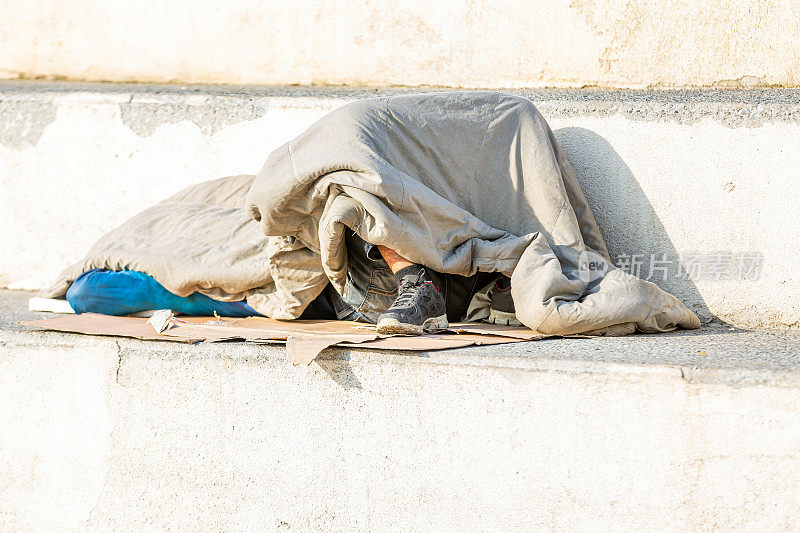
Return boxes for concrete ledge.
[2,82,799,330]
[3,289,800,529]
[3,289,800,388]
[4,81,800,124]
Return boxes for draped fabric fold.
[47,91,699,335]
[246,91,699,334]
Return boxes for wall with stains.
[1,83,798,328]
[1,0,798,88]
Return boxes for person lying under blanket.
[65,232,517,334]
[45,91,700,337]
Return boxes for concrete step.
[2,289,800,530]
[1,82,799,329]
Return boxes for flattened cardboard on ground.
[20,313,548,365]
[21,313,208,342]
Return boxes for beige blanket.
[47,91,700,335]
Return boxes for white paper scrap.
[146,309,175,333]
[28,297,76,314]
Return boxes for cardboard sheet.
[20,313,549,365]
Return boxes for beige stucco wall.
[1,0,798,88]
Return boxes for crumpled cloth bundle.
[46,91,699,336]
[246,91,700,335]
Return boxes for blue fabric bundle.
[66,269,261,317]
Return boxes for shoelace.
[393,269,435,306]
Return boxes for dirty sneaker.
[376,266,448,335]
[486,276,521,326]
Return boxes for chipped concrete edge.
[0,99,57,148]
[117,95,270,137]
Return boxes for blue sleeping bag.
[66,269,261,317]
[66,269,337,319]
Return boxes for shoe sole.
[376,314,449,335]
[487,309,522,327]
